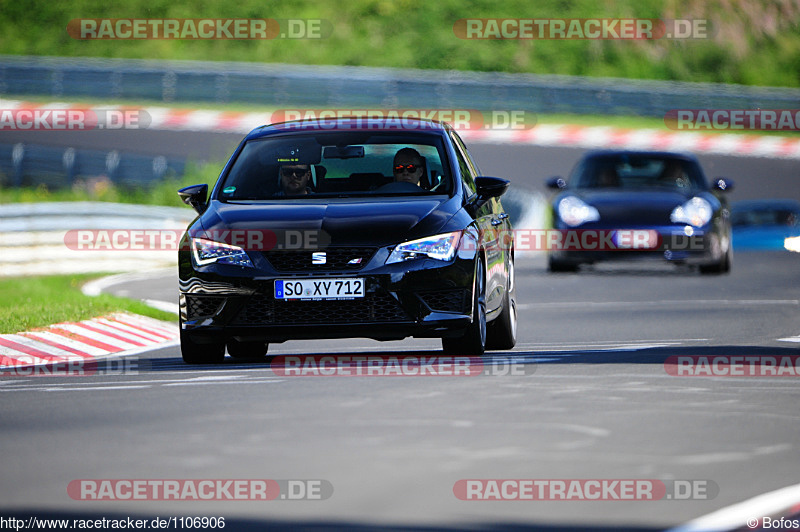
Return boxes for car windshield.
[570,155,706,191]
[217,132,452,200]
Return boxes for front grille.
[185,295,225,319]
[232,292,409,325]
[418,289,470,313]
[262,247,377,272]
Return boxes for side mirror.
[712,178,734,192]
[178,184,209,215]
[468,177,510,214]
[475,176,510,199]
[546,177,567,190]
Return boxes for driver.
[392,148,425,187]
[277,164,312,196]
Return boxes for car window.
[570,155,707,190]
[448,130,478,197]
[217,132,452,200]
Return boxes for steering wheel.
[375,181,425,193]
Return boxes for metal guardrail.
[3,55,800,116]
[0,142,185,189]
[2,55,800,188]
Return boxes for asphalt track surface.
[1,128,800,531]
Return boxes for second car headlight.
[671,197,713,227]
[557,196,600,227]
[191,237,254,268]
[386,231,461,264]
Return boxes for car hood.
[199,197,456,247]
[568,188,712,226]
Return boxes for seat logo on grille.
[312,252,327,265]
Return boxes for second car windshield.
[218,132,452,200]
[571,156,706,190]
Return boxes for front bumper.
[179,249,477,344]
[547,225,728,266]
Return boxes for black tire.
[442,259,487,357]
[227,339,269,359]
[548,256,579,273]
[487,257,517,350]
[699,245,732,275]
[180,329,225,364]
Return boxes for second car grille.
[262,248,377,272]
[232,292,409,325]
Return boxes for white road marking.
[518,300,800,310]
[667,481,800,532]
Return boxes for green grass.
[0,274,177,334]
[0,160,222,206]
[2,0,799,87]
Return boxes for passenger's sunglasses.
[282,168,309,177]
[394,164,420,173]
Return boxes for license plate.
[275,278,365,300]
[612,230,658,249]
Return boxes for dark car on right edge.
[546,150,733,274]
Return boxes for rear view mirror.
[323,145,365,159]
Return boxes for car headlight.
[671,197,713,227]
[191,237,254,268]
[557,196,600,227]
[386,231,461,264]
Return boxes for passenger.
[277,164,312,196]
[392,148,425,187]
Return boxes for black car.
[177,117,516,363]
[546,150,733,273]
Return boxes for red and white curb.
[5,100,800,159]
[0,313,178,371]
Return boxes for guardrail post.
[12,143,24,187]
[63,147,76,186]
[153,156,168,181]
[105,150,120,182]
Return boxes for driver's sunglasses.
[394,164,419,173]
[282,168,309,178]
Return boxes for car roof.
[580,150,700,163]
[245,117,451,141]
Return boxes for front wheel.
[487,258,517,350]
[180,329,225,364]
[442,259,486,357]
[699,244,732,275]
